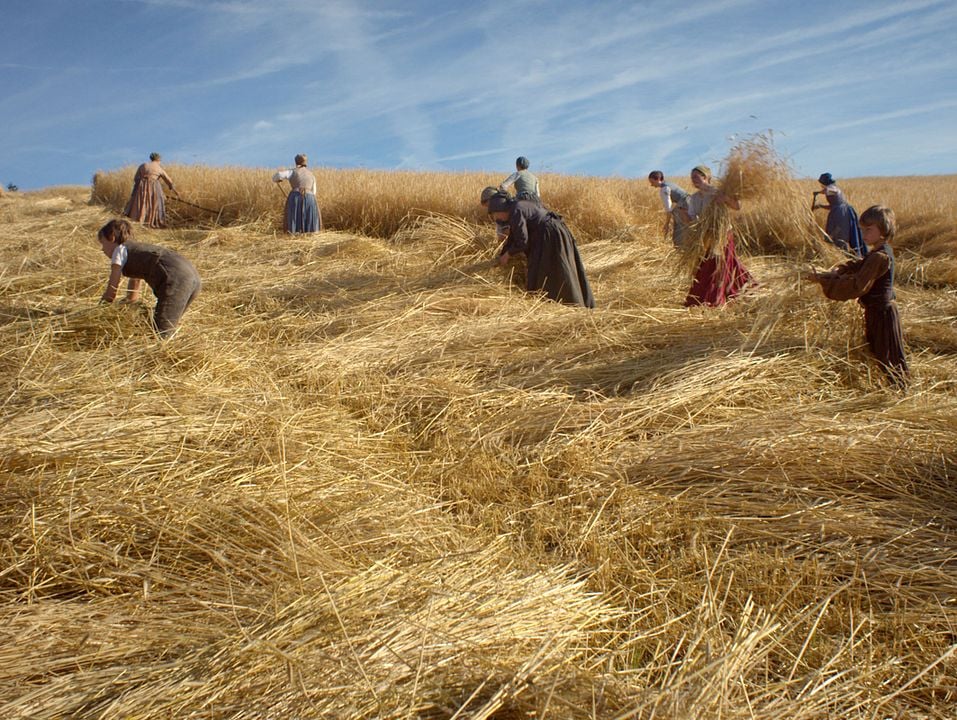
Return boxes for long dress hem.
[124,162,173,229]
[283,191,321,233]
[526,216,595,308]
[124,179,168,228]
[684,233,754,307]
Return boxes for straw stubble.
[1,152,956,718]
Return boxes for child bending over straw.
[805,205,909,386]
[97,218,202,339]
[679,165,754,307]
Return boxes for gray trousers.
[152,256,202,338]
[671,210,689,247]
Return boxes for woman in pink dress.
[124,152,177,228]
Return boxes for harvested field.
[1,159,955,718]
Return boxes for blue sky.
[2,0,955,190]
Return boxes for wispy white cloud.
[434,148,508,164]
[2,0,955,187]
[815,98,957,134]
[186,0,957,179]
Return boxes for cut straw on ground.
[1,146,956,718]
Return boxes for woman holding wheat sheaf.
[679,164,754,307]
[123,152,178,228]
[272,153,321,233]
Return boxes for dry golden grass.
[1,153,956,719]
[90,165,647,243]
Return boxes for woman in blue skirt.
[273,154,321,233]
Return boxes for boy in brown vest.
[805,205,908,386]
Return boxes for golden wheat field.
[1,150,956,718]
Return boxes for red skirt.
[684,233,754,307]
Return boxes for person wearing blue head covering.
[813,172,865,257]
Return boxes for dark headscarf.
[516,156,530,170]
[480,186,499,204]
[818,172,834,186]
[486,194,514,214]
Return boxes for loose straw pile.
[1,175,955,718]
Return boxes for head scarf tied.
[692,164,712,180]
[480,186,500,203]
[486,194,513,214]
[818,172,834,186]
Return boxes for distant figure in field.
[499,156,542,205]
[813,172,865,257]
[273,154,321,233]
[648,170,690,247]
[679,165,754,307]
[97,218,201,339]
[485,193,594,308]
[124,152,177,228]
[805,205,908,386]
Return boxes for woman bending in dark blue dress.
[485,194,594,308]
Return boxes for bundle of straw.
[676,192,735,281]
[718,134,786,201]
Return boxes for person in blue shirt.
[648,170,690,247]
[813,172,865,256]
